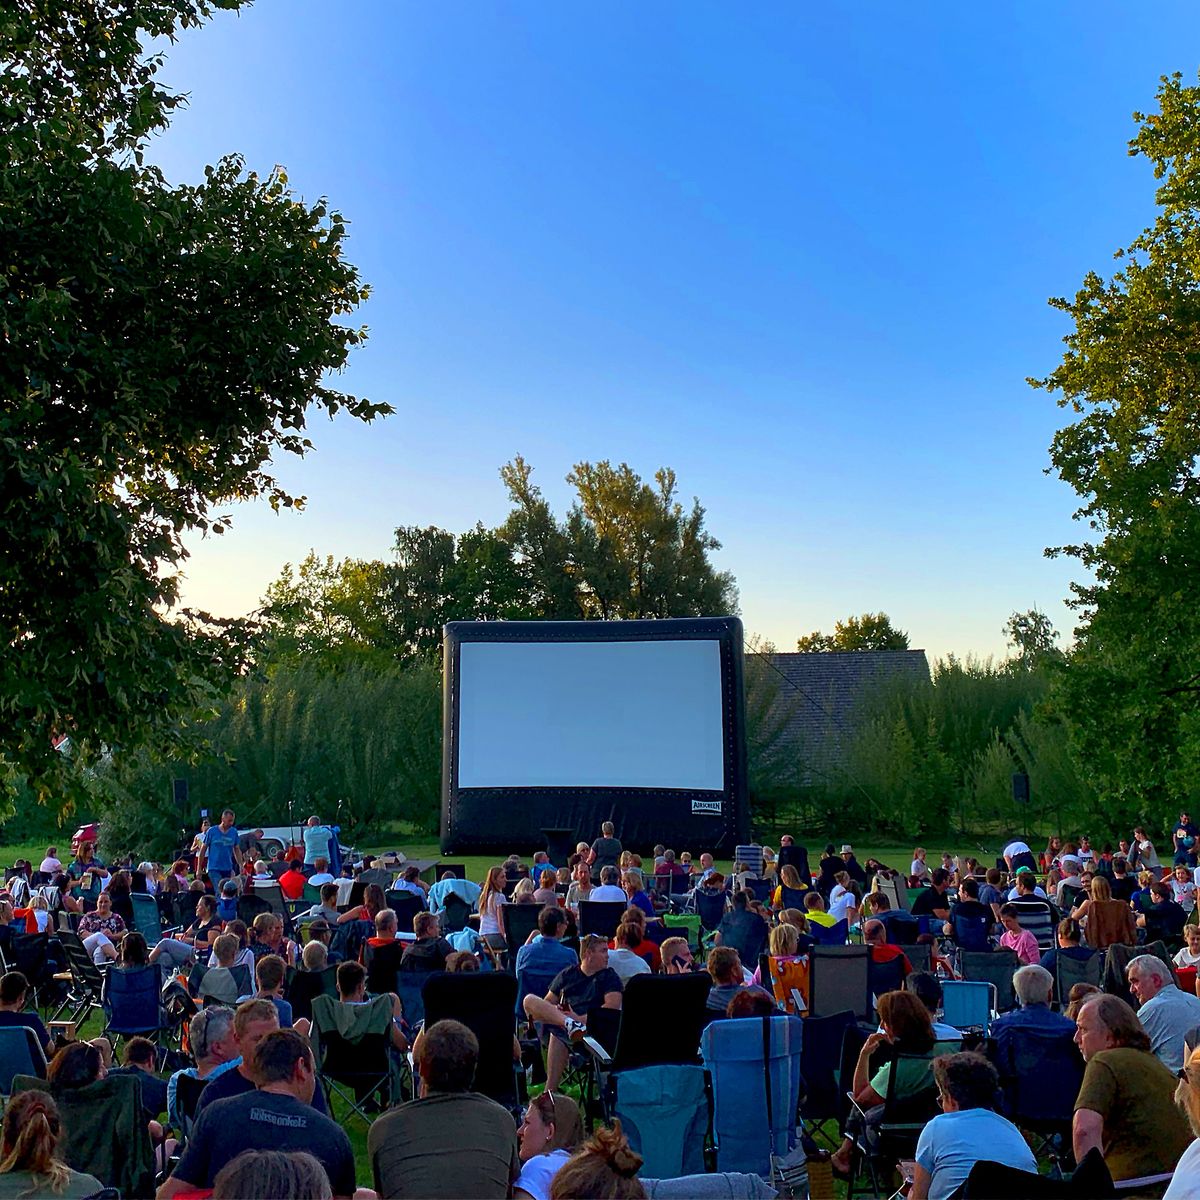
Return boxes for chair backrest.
[1055,951,1103,1004]
[500,903,546,959]
[395,972,432,1028]
[384,890,425,930]
[808,918,849,947]
[778,885,808,911]
[285,965,339,1022]
[104,965,162,1035]
[867,953,907,1001]
[1001,1026,1084,1126]
[515,965,561,1018]
[701,1013,804,1173]
[875,1049,940,1146]
[1059,883,1085,912]
[661,914,702,951]
[882,913,921,945]
[695,890,727,932]
[940,980,992,1032]
[302,883,322,904]
[0,1027,46,1095]
[798,1009,858,1123]
[421,972,519,1108]
[310,995,392,1085]
[58,928,105,995]
[734,846,765,878]
[578,900,627,940]
[129,893,162,944]
[1010,899,1058,950]
[747,878,774,905]
[960,949,1019,1011]
[236,894,272,926]
[441,893,471,933]
[230,962,252,998]
[610,973,712,1072]
[611,1063,708,1180]
[13,1072,154,1199]
[898,942,931,973]
[1102,939,1174,1007]
[9,934,50,987]
[364,940,405,996]
[951,910,992,952]
[175,1072,207,1139]
[809,945,872,1020]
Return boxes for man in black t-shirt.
[910,868,952,922]
[158,1029,356,1200]
[941,877,994,946]
[776,836,811,885]
[522,934,622,1091]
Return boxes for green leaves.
[796,612,910,653]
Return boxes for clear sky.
[149,2,1200,662]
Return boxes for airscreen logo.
[691,798,723,816]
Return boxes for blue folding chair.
[940,980,993,1032]
[611,1064,708,1179]
[129,893,164,945]
[702,1014,804,1174]
[808,918,849,947]
[103,965,170,1048]
[0,1027,47,1098]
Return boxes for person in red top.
[362,908,398,957]
[278,859,308,901]
[863,919,913,975]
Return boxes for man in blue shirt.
[199,809,241,882]
[302,816,335,867]
[1128,954,1200,1072]
[991,964,1075,1064]
[515,906,578,978]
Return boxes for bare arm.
[910,1163,931,1200]
[1073,1108,1104,1166]
[603,990,622,1010]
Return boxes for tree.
[1031,71,1200,810]
[796,612,910,653]
[0,1,388,809]
[1003,608,1061,668]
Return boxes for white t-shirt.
[1172,880,1198,909]
[1164,1139,1200,1200]
[308,872,335,886]
[479,893,507,937]
[1173,946,1200,968]
[39,857,61,875]
[910,859,930,880]
[829,890,858,922]
[607,947,651,984]
[1003,841,1031,860]
[588,885,627,904]
[513,1150,571,1200]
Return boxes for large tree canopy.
[1033,71,1200,813]
[796,612,910,653]
[0,1,387,809]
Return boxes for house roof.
[764,649,931,778]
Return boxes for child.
[1172,864,1198,911]
[1174,925,1200,969]
[998,904,1040,965]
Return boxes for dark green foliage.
[0,0,386,814]
[796,613,910,653]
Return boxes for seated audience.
[705,946,745,1014]
[1127,954,1200,1072]
[1038,917,1097,977]
[514,907,577,978]
[621,870,655,919]
[278,859,308,901]
[608,923,651,984]
[512,878,537,905]
[565,864,593,910]
[1168,1044,1200,1199]
[368,1019,520,1199]
[863,919,912,974]
[1138,882,1189,941]
[727,986,778,1018]
[0,1090,102,1199]
[1072,875,1137,949]
[532,870,559,906]
[904,972,963,1042]
[157,1029,355,1199]
[1072,993,1193,1183]
[0,970,52,1057]
[588,866,626,905]
[1176,925,1200,969]
[910,869,952,921]
[400,911,453,973]
[611,908,660,971]
[513,1090,584,1200]
[301,883,341,925]
[211,1149,331,1200]
[942,877,994,945]
[658,937,695,975]
[992,964,1075,1068]
[335,960,407,1054]
[713,889,769,958]
[997,904,1040,965]
[771,864,810,909]
[197,932,241,1006]
[167,1006,238,1130]
[109,1035,169,1123]
[1065,982,1102,1021]
[910,1052,1036,1200]
[364,908,399,954]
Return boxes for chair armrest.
[846,1091,870,1123]
[580,1036,612,1068]
[790,987,808,1014]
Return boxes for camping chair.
[996,1025,1084,1166]
[610,1064,709,1179]
[7,933,55,1010]
[808,918,850,947]
[662,913,702,951]
[949,909,992,954]
[1103,940,1173,1008]
[798,1009,858,1147]
[746,878,775,906]
[441,892,471,933]
[236,893,272,928]
[694,890,728,937]
[364,939,405,997]
[867,953,907,1002]
[422,971,520,1112]
[1055,951,1103,1006]
[311,993,400,1124]
[578,900,627,940]
[13,1070,155,1199]
[959,1146,1115,1198]
[285,964,339,1024]
[874,874,910,912]
[939,980,994,1032]
[809,945,872,1021]
[960,949,1019,1011]
[881,913,921,945]
[103,964,170,1049]
[898,942,931,973]
[701,1013,804,1174]
[1010,898,1059,951]
[500,904,547,969]
[174,1072,208,1142]
[52,928,106,1026]
[384,890,426,932]
[582,973,712,1130]
[129,893,164,945]
[845,1050,940,1200]
[0,1027,47,1098]
[394,972,432,1031]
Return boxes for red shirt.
[279,868,307,900]
[869,944,912,975]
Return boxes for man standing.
[1174,811,1200,868]
[776,835,811,884]
[588,821,623,882]
[156,1029,355,1199]
[302,815,335,868]
[522,935,622,1091]
[1072,994,1192,1184]
[198,809,241,882]
[369,1019,519,1199]
[1126,954,1200,1072]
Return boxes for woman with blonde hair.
[0,1090,101,1198]
[1071,874,1137,949]
[478,866,509,949]
[771,864,808,910]
[513,878,537,904]
[549,1119,645,1200]
[514,1091,585,1200]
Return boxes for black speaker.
[1011,773,1030,804]
[172,779,189,811]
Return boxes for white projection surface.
[457,639,725,790]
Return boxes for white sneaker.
[563,1017,586,1043]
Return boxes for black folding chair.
[284,965,339,1023]
[798,1009,858,1147]
[578,901,627,940]
[310,994,397,1125]
[867,953,907,1002]
[809,945,872,1021]
[500,904,547,969]
[997,1025,1084,1169]
[441,893,471,934]
[175,1072,208,1141]
[960,949,1019,1011]
[384,891,425,934]
[1054,950,1103,1006]
[52,929,106,1026]
[364,940,405,997]
[897,942,931,973]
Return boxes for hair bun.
[595,1121,643,1178]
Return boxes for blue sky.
[151,2,1200,661]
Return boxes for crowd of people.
[0,815,1199,1197]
